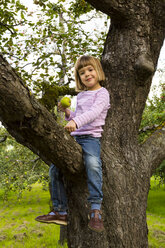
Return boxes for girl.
[35,55,110,233]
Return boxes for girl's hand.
[64,120,77,133]
[58,102,67,112]
[58,102,70,118]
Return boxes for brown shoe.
[35,211,67,226]
[88,209,105,233]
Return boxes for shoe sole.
[53,220,67,226]
[35,218,67,226]
[88,224,104,233]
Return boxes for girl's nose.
[85,70,89,76]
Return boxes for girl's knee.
[85,156,102,172]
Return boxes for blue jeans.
[49,135,103,211]
[49,164,68,212]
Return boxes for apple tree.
[0,0,108,197]
[0,0,165,247]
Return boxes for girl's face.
[78,65,101,91]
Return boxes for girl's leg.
[75,136,104,232]
[49,164,68,212]
[75,136,103,208]
[35,164,67,225]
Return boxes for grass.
[0,178,165,247]
[147,177,165,248]
[0,183,67,248]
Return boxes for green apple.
[60,96,71,108]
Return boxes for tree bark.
[0,0,165,247]
[0,56,83,178]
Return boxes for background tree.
[0,127,49,199]
[0,0,165,248]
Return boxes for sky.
[150,40,165,97]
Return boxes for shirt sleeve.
[65,110,76,121]
[72,90,110,129]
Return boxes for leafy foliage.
[0,0,109,107]
[139,83,165,142]
[0,127,49,200]
[0,104,47,198]
[139,83,165,183]
[155,160,165,185]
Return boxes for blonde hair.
[74,55,105,91]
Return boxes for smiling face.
[74,55,105,91]
[78,65,101,91]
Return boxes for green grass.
[0,183,67,248]
[147,177,165,248]
[0,178,165,247]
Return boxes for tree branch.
[86,0,132,21]
[0,54,83,180]
[141,128,165,175]
[139,123,165,134]
[0,22,15,34]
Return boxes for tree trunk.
[0,0,165,247]
[64,1,165,247]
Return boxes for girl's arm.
[58,102,71,118]
[64,108,71,119]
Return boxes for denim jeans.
[49,135,103,211]
[49,164,68,212]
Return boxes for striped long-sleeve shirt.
[66,87,110,137]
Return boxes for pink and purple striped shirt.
[66,87,110,137]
